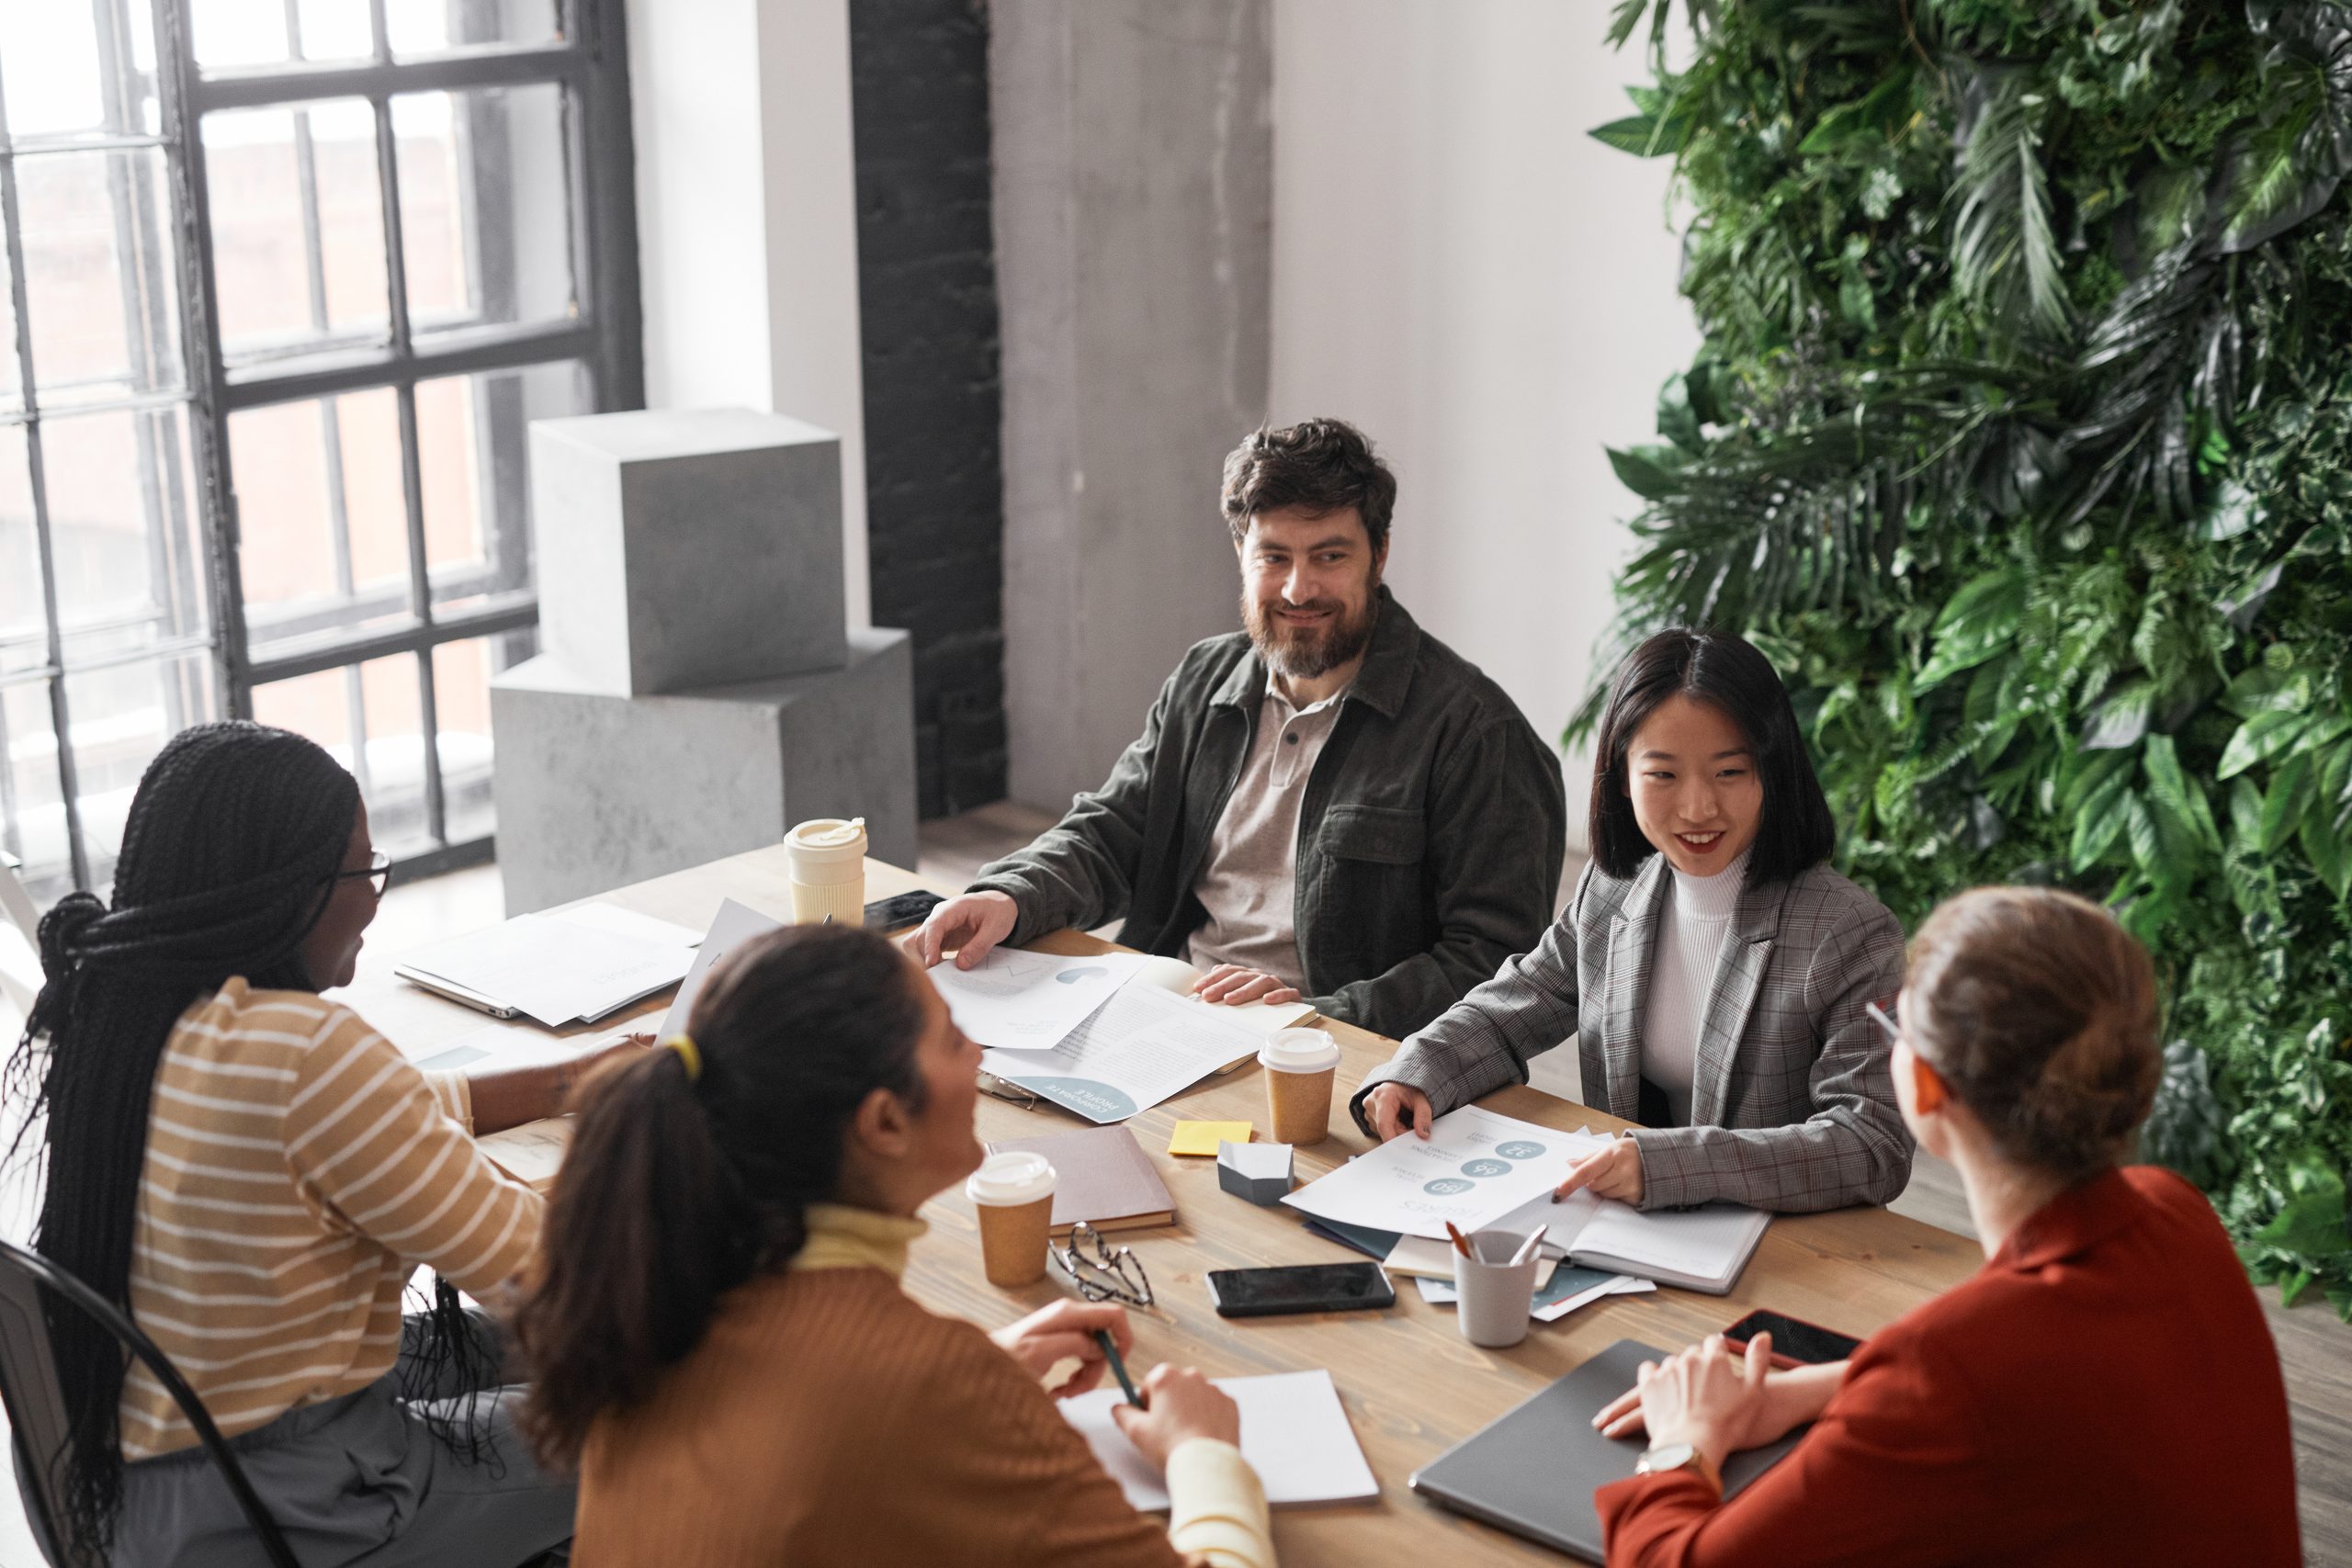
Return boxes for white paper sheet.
[396,902,698,1028]
[926,947,1148,1048]
[475,1117,571,1190]
[654,899,785,1039]
[1411,1269,1654,1322]
[1061,1370,1377,1509]
[980,978,1265,1122]
[1283,1107,1600,1241]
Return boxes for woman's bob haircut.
[1589,627,1837,883]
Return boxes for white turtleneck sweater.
[1641,848,1750,1127]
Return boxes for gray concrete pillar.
[990,0,1273,811]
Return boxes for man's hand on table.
[1192,964,1302,1007]
[904,891,1020,968]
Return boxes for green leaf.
[2298,807,2352,901]
[2070,764,2137,871]
[2259,750,2316,853]
[2143,735,2223,853]
[1606,445,1683,500]
[1918,567,2029,689]
[1589,114,1679,157]
[1951,72,2072,342]
[1796,68,1916,156]
[2082,680,2155,750]
[2219,711,2312,780]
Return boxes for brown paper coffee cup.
[1261,1029,1341,1145]
[966,1150,1056,1287]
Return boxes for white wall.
[1267,0,1698,849]
[628,0,873,629]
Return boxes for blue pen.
[1095,1328,1147,1409]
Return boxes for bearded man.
[908,417,1566,1039]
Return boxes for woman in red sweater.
[1591,886,2301,1565]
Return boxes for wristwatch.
[1635,1442,1723,1492]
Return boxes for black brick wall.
[849,0,1006,819]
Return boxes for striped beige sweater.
[119,978,542,1460]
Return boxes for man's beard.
[1243,580,1380,681]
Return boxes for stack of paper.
[1411,1269,1656,1324]
[936,950,1316,1124]
[395,903,700,1029]
[1061,1370,1378,1508]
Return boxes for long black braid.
[1,721,492,1550]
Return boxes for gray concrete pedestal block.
[530,408,850,695]
[491,626,918,914]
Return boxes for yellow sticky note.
[1168,1120,1252,1156]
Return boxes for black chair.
[0,1237,300,1568]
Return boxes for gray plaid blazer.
[1350,854,1913,1213]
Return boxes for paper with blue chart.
[926,948,1150,1048]
[975,976,1271,1123]
[1283,1107,1606,1241]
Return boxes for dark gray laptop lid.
[1409,1339,1804,1562]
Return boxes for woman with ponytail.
[4,721,621,1567]
[517,924,1278,1567]
[1586,888,2299,1565]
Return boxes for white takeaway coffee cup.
[785,818,867,925]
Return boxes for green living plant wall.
[1585,0,2352,1311]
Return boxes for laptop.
[1409,1339,1803,1562]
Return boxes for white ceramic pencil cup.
[1453,1227,1540,1348]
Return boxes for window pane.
[232,388,423,657]
[204,102,390,367]
[191,0,372,71]
[418,357,586,612]
[0,679,65,899]
[42,404,208,652]
[389,0,563,58]
[0,232,20,415]
[15,147,184,409]
[0,1,161,143]
[255,651,435,853]
[430,636,496,844]
[0,426,43,676]
[64,650,220,891]
[395,85,575,339]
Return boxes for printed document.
[1062,1370,1377,1508]
[655,898,785,1040]
[926,948,1148,1048]
[980,978,1266,1122]
[394,902,700,1029]
[1283,1107,1609,1241]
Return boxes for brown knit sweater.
[573,1250,1263,1566]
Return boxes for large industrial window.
[0,0,639,904]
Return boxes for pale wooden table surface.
[340,849,1984,1566]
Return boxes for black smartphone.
[1721,1309,1861,1368]
[863,890,944,931]
[1205,1262,1396,1318]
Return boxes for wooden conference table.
[343,849,1985,1566]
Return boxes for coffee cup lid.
[787,818,867,852]
[965,1149,1056,1204]
[1259,1029,1340,1073]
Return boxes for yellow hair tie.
[664,1034,703,1082]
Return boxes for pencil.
[1095,1327,1147,1409]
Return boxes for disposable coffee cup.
[966,1150,1057,1288]
[786,818,867,925]
[1260,1029,1341,1146]
[1453,1227,1540,1348]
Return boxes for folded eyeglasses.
[1048,1221,1154,1309]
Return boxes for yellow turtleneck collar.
[789,1202,928,1279]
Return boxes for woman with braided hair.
[5,721,622,1567]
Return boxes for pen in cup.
[1096,1327,1147,1409]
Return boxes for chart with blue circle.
[1495,1141,1548,1160]
[1422,1178,1476,1196]
[1460,1158,1513,1178]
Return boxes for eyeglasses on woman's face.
[328,851,393,900]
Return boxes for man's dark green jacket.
[969,589,1567,1040]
